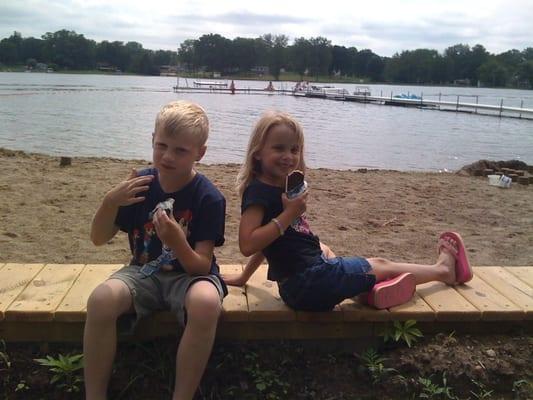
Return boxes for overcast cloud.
[0,0,531,56]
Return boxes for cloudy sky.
[1,0,531,56]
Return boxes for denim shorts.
[278,254,376,311]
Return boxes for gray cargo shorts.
[109,264,225,334]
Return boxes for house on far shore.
[452,78,471,86]
[97,63,120,73]
[251,65,269,76]
[160,65,178,76]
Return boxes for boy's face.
[152,128,206,180]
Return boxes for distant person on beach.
[230,80,235,94]
[84,100,227,400]
[223,110,473,311]
[265,81,275,91]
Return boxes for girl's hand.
[105,169,153,208]
[221,273,247,286]
[281,190,308,219]
[152,208,184,247]
[320,242,336,259]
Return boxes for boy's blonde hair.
[154,100,209,145]
[236,110,306,196]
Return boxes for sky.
[1,0,532,57]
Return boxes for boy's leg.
[83,279,133,400]
[173,280,221,400]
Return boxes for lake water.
[1,72,532,171]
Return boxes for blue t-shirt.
[116,168,226,278]
[241,179,322,281]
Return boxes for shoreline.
[1,149,532,267]
[0,147,498,175]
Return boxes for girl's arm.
[222,252,265,286]
[239,192,307,257]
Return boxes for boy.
[84,101,227,400]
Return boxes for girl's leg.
[173,280,221,400]
[367,244,456,285]
[83,279,133,400]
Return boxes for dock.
[172,84,533,120]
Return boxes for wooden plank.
[416,282,481,321]
[55,264,122,321]
[388,292,435,321]
[219,264,249,322]
[455,275,524,320]
[0,263,45,321]
[340,297,391,321]
[505,266,533,288]
[5,264,84,321]
[297,305,343,322]
[473,267,532,319]
[246,265,295,321]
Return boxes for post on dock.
[456,95,460,112]
[475,96,479,114]
[519,100,523,119]
[438,93,441,110]
[499,99,504,118]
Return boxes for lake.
[1,72,532,171]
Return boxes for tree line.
[1,30,532,88]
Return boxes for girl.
[224,111,473,311]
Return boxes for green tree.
[194,33,231,72]
[478,59,508,87]
[290,37,311,78]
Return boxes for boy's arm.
[90,169,153,246]
[222,252,265,286]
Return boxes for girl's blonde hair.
[236,110,306,196]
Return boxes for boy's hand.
[221,273,247,287]
[281,190,308,219]
[105,169,153,207]
[152,208,185,248]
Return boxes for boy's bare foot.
[437,236,458,284]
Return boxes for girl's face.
[254,123,302,185]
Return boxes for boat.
[353,86,371,96]
[303,85,349,99]
[393,93,422,100]
[192,80,228,88]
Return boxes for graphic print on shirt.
[291,214,311,235]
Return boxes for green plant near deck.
[0,340,10,370]
[470,379,494,399]
[242,351,289,400]
[418,373,457,399]
[358,348,396,385]
[379,320,423,347]
[512,379,532,398]
[34,353,84,393]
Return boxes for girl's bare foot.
[437,236,458,284]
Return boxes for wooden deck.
[0,263,531,341]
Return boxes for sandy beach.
[0,148,532,267]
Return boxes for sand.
[0,148,532,267]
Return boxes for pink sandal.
[438,231,473,284]
[361,272,416,309]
